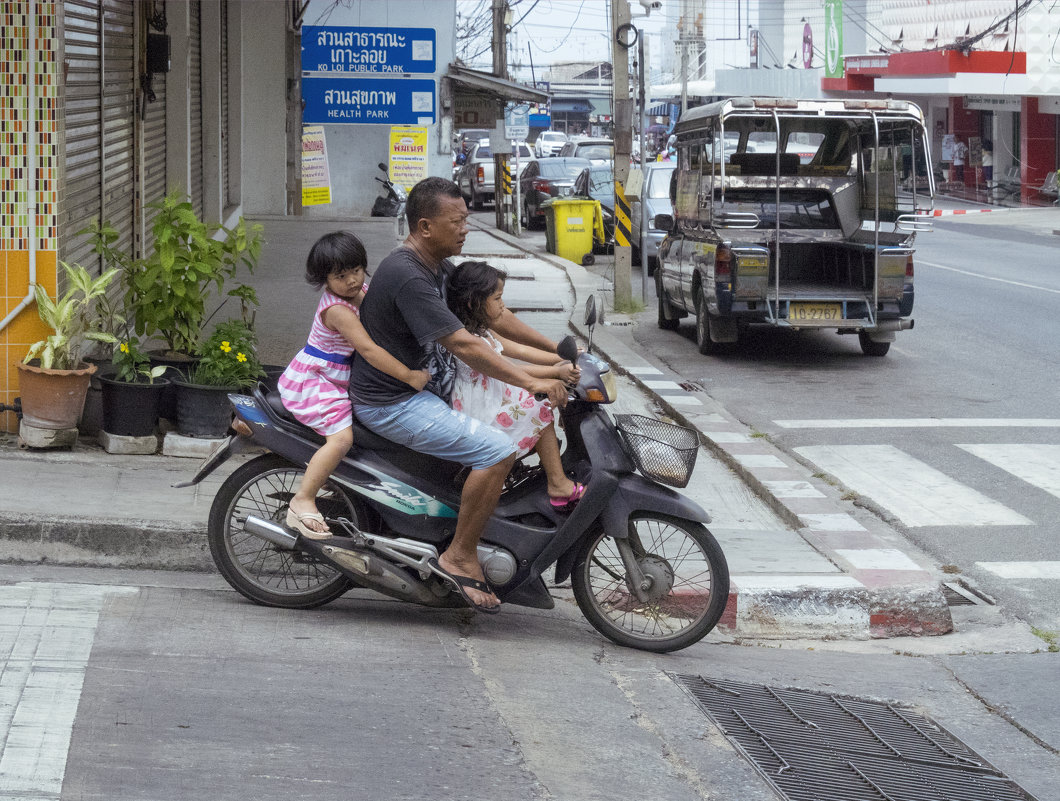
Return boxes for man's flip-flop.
[285,508,333,540]
[427,557,501,614]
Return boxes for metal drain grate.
[679,381,705,392]
[672,674,1038,801]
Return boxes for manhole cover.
[672,674,1038,801]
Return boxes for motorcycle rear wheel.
[208,454,361,608]
[571,514,729,653]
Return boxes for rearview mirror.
[652,213,674,232]
[556,335,579,363]
[584,295,598,327]
[583,295,598,353]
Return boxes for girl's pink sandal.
[549,482,586,512]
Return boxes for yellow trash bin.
[542,198,601,264]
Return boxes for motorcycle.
[179,297,729,653]
[370,162,407,219]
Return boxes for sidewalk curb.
[472,219,953,640]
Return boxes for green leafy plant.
[87,194,263,357]
[111,335,168,383]
[23,262,120,370]
[185,320,264,388]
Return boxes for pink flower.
[539,406,553,424]
[521,396,536,408]
[495,412,514,427]
[518,435,539,451]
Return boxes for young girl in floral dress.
[278,231,429,539]
[445,260,585,511]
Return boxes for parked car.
[534,130,568,158]
[572,162,615,251]
[455,139,535,210]
[557,137,614,164]
[629,162,675,274]
[518,157,591,229]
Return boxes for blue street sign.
[302,26,436,74]
[302,77,436,125]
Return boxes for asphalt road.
[6,563,1058,801]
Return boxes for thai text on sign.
[389,127,428,191]
[301,125,332,206]
[301,26,436,74]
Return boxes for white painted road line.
[0,583,136,800]
[919,260,1060,296]
[834,548,924,572]
[958,444,1060,501]
[794,444,1033,527]
[976,561,1060,579]
[774,418,1060,429]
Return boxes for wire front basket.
[614,414,700,489]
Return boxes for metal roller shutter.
[141,63,167,248]
[101,0,136,258]
[60,0,104,270]
[189,0,204,218]
[59,0,136,272]
[221,0,230,209]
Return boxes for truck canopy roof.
[674,97,925,136]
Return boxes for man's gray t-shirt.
[349,246,462,406]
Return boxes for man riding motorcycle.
[350,177,568,612]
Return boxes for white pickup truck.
[456,140,534,210]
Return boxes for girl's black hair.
[305,230,368,289]
[447,261,507,335]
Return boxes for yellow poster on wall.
[389,126,429,191]
[301,125,332,206]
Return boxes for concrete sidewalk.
[0,214,956,641]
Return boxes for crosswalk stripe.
[793,444,1033,527]
[958,444,1060,501]
[976,561,1060,579]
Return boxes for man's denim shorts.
[354,392,516,471]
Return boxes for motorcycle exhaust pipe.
[243,515,299,550]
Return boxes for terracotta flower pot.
[16,361,97,430]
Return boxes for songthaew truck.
[653,97,934,356]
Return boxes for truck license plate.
[789,302,841,321]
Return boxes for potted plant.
[82,199,263,422]
[97,335,170,438]
[18,261,120,432]
[123,192,263,361]
[171,319,265,438]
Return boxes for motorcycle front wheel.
[208,454,363,608]
[571,514,729,653]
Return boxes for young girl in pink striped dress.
[278,231,429,539]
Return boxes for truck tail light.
[905,254,914,280]
[476,166,485,184]
[533,179,552,192]
[715,244,732,280]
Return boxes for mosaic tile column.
[1,1,58,433]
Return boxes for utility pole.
[611,0,633,310]
[492,0,509,232]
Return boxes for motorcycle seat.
[258,385,467,485]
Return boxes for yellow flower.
[120,342,130,354]
[220,341,232,353]
[236,352,247,362]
